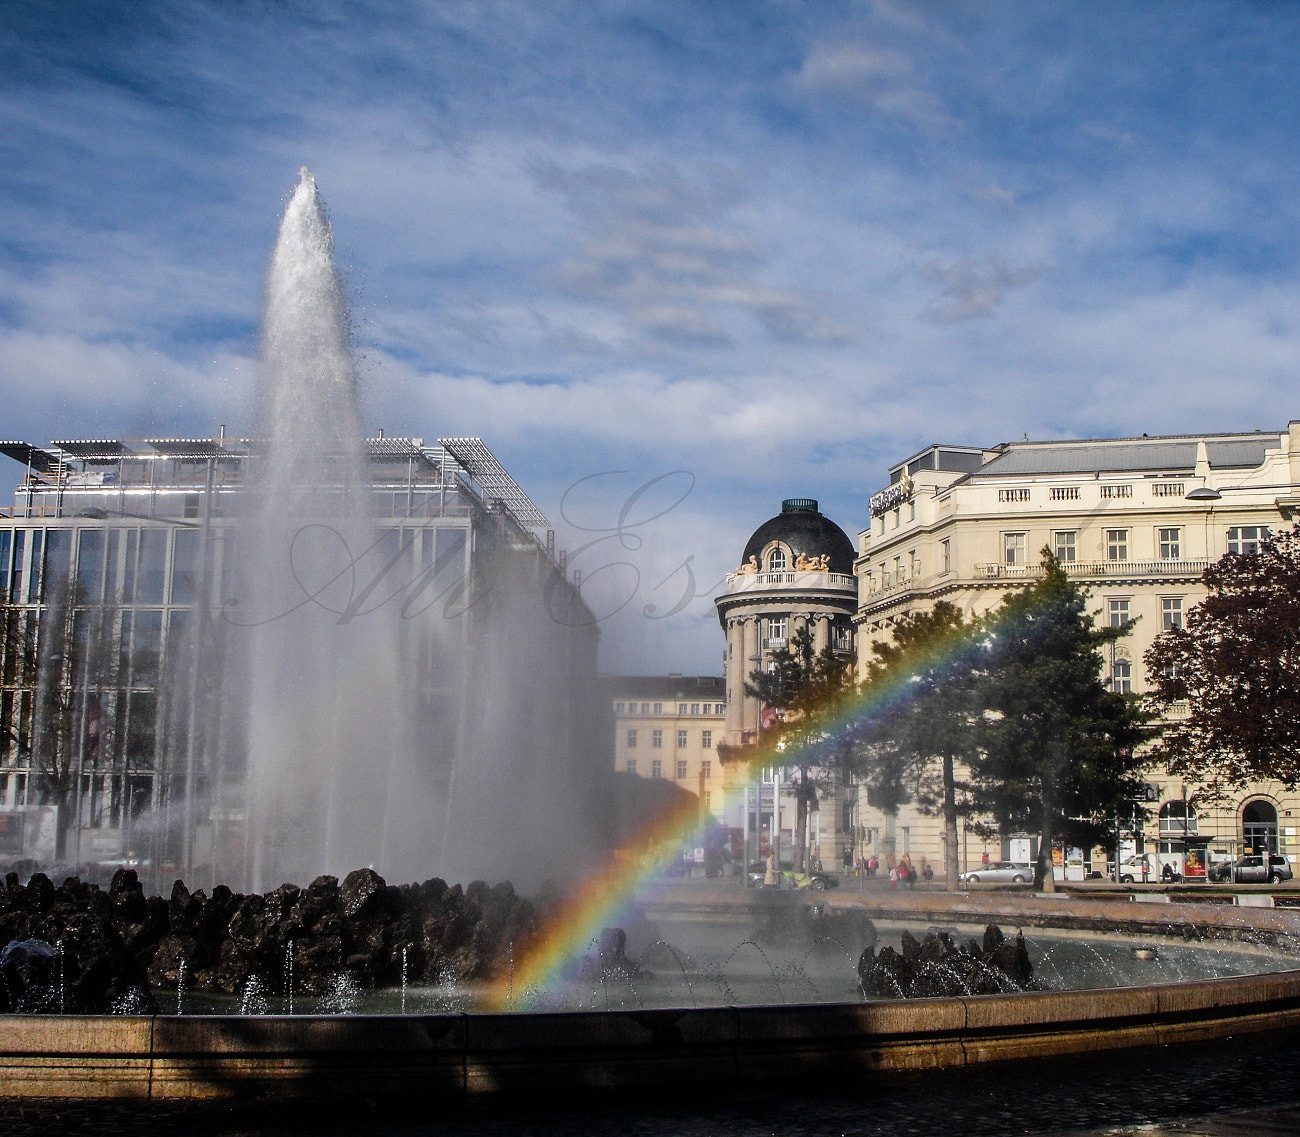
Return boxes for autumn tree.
[972,553,1154,890]
[853,602,983,891]
[1145,524,1300,795]
[745,624,851,871]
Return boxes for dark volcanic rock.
[858,923,1038,999]
[1,866,541,1007]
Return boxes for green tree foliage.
[972,554,1154,890]
[854,602,982,890]
[1145,524,1300,795]
[745,624,851,870]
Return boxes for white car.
[958,861,1034,884]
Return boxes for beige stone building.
[853,424,1300,880]
[607,675,727,823]
[715,499,858,871]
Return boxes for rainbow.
[488,612,993,1009]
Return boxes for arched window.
[1242,799,1279,855]
[767,546,787,572]
[1158,801,1197,836]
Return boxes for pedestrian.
[843,845,853,873]
[867,853,878,879]
[764,850,778,888]
[922,861,934,884]
[888,865,898,891]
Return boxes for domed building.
[715,499,857,870]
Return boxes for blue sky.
[3,1,1299,673]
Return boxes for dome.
[740,499,854,575]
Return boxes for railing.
[862,561,1214,602]
[974,559,1212,580]
[724,570,856,593]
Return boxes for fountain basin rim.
[5,892,1300,1100]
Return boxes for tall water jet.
[200,168,607,893]
[233,167,424,889]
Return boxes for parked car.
[958,861,1034,884]
[746,860,840,890]
[1208,854,1293,884]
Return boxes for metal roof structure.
[964,434,1280,481]
[438,437,550,529]
[0,441,62,475]
[143,439,239,459]
[51,439,133,462]
[364,437,438,469]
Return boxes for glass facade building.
[0,436,599,876]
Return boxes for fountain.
[5,171,1300,1115]
[235,166,420,889]
[177,167,605,893]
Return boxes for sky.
[2,0,1298,675]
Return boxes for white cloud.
[791,40,954,129]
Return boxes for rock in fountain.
[857,924,1037,999]
[1,866,539,1007]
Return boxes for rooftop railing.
[724,570,856,594]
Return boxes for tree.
[1145,524,1300,795]
[972,553,1154,890]
[854,602,983,891]
[745,624,851,871]
[1,583,119,861]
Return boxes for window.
[626,729,637,748]
[1158,527,1181,560]
[615,701,624,714]
[1049,486,1080,501]
[701,760,712,778]
[998,488,1031,503]
[1228,526,1269,555]
[652,729,663,748]
[677,730,688,748]
[690,703,700,714]
[1100,484,1132,499]
[1108,597,1130,628]
[626,760,637,774]
[1152,482,1185,498]
[678,703,687,715]
[651,760,662,778]
[767,547,787,571]
[676,759,688,779]
[1159,801,1198,835]
[1106,529,1129,561]
[908,550,920,579]
[892,555,902,582]
[653,702,663,714]
[1161,597,1184,631]
[640,702,649,714]
[702,731,712,749]
[1003,532,1026,566]
[940,538,951,574]
[1111,659,1132,694]
[703,791,712,809]
[766,617,787,644]
[1053,530,1078,563]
